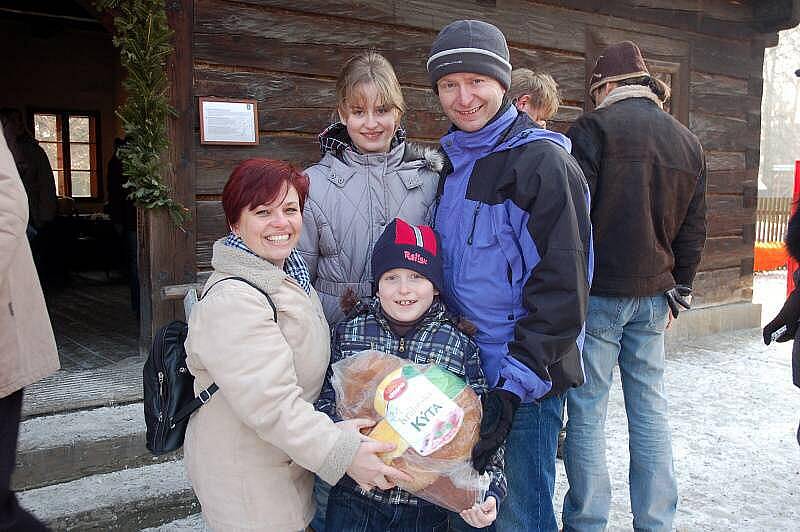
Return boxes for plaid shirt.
[223,232,310,294]
[316,297,507,507]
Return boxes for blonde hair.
[508,68,561,120]
[336,52,406,118]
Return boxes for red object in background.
[788,160,800,295]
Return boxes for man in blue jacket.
[427,20,593,532]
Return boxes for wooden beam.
[139,0,196,346]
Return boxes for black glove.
[471,388,520,473]
[763,288,800,345]
[665,285,692,319]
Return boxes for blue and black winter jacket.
[434,104,593,402]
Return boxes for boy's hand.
[459,496,497,528]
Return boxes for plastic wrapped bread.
[330,350,489,512]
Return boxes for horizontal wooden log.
[706,151,746,172]
[536,0,774,41]
[230,0,731,61]
[707,194,755,238]
[194,67,449,138]
[690,94,760,121]
[689,33,760,79]
[194,4,585,100]
[195,135,318,194]
[691,266,752,307]
[697,235,753,272]
[690,71,748,97]
[707,169,756,196]
[161,283,205,301]
[196,200,227,269]
[690,112,759,152]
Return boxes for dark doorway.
[0,0,142,416]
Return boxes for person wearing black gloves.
[426,20,593,531]
[563,41,707,532]
[763,206,800,445]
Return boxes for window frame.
[29,108,103,200]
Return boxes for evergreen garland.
[95,0,189,226]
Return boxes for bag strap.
[173,277,278,425]
[201,276,277,322]
[171,382,219,427]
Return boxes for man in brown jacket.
[0,128,60,531]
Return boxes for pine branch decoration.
[95,0,189,227]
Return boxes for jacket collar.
[596,85,663,110]
[440,103,572,159]
[210,238,287,294]
[441,104,518,154]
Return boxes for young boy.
[315,218,506,531]
[508,68,561,128]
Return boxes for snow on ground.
[149,273,800,531]
[553,271,800,531]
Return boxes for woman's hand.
[336,417,375,439]
[345,439,414,492]
[459,496,497,528]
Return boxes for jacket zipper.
[467,203,481,245]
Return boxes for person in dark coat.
[762,207,800,445]
[562,41,707,532]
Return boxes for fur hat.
[589,41,650,94]
[427,20,512,91]
[371,218,443,291]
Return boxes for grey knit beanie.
[427,20,512,91]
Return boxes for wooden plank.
[707,194,755,238]
[196,200,227,270]
[690,94,760,121]
[689,34,759,79]
[509,49,588,103]
[223,0,589,53]
[689,112,759,152]
[707,169,757,196]
[195,136,319,195]
[194,0,434,85]
[697,235,753,271]
[140,0,196,346]
[706,151,746,172]
[193,67,449,139]
[692,266,752,307]
[534,0,756,38]
[690,71,748,97]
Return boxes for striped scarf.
[223,233,311,295]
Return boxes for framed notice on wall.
[199,97,259,145]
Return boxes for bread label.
[384,370,464,456]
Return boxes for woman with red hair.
[183,159,410,531]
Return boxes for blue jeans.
[562,295,677,532]
[495,394,564,532]
[311,476,330,532]
[326,483,449,532]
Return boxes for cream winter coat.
[183,239,360,531]
[298,126,442,326]
[0,129,59,399]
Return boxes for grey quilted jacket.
[298,124,442,326]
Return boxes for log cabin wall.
[189,0,795,311]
